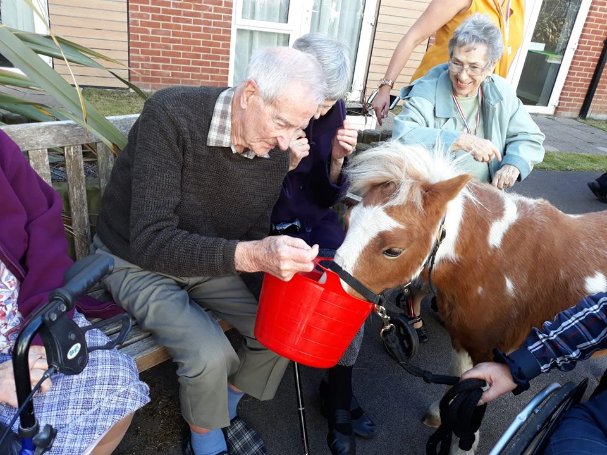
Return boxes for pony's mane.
[345,141,467,206]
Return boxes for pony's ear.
[421,174,471,212]
[363,181,398,206]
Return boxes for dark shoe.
[327,409,356,455]
[319,381,377,439]
[405,314,429,343]
[223,416,266,455]
[415,324,429,344]
[588,181,607,203]
[350,394,377,439]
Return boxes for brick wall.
[556,0,607,118]
[128,0,233,90]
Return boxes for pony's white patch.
[334,204,401,286]
[505,277,515,297]
[452,350,473,376]
[585,272,607,295]
[435,194,466,263]
[477,286,483,296]
[488,196,518,248]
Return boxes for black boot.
[320,381,377,439]
[326,365,356,454]
[349,394,377,439]
[327,409,355,455]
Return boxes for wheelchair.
[490,376,595,455]
[0,255,130,455]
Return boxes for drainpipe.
[580,38,607,119]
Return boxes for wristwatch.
[378,78,394,89]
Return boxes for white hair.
[245,46,327,106]
[293,33,351,100]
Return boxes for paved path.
[116,118,607,455]
[532,115,607,155]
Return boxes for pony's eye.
[383,248,403,258]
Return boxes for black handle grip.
[49,255,114,310]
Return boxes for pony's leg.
[422,350,473,428]
[449,433,479,455]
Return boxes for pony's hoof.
[422,413,441,428]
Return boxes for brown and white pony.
[334,141,607,429]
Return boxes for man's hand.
[453,133,502,163]
[460,362,516,405]
[492,164,520,190]
[0,345,52,408]
[235,236,319,281]
[288,129,310,171]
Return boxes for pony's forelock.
[345,141,465,207]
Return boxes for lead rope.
[426,379,487,455]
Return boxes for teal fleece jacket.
[392,64,545,182]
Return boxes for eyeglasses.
[448,60,488,76]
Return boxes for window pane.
[233,30,290,84]
[1,0,38,67]
[241,0,290,24]
[310,0,366,89]
[516,0,582,107]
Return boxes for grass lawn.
[82,87,146,116]
[580,118,607,132]
[537,151,607,171]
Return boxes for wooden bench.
[1,115,171,372]
[1,115,361,372]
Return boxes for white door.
[509,0,592,115]
[230,0,377,101]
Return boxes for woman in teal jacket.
[392,14,545,341]
[393,14,544,189]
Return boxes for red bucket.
[255,259,373,368]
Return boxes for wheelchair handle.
[12,255,115,452]
[49,255,114,310]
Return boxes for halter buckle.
[375,304,394,335]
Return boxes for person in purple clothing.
[0,129,149,454]
[461,292,607,453]
[270,33,375,455]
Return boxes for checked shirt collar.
[207,87,262,159]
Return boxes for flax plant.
[0,0,147,152]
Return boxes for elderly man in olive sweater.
[92,47,326,455]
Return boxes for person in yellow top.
[373,0,525,344]
[372,0,524,123]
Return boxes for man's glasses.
[448,60,487,76]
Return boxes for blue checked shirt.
[508,292,607,381]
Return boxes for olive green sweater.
[97,86,289,277]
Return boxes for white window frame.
[509,0,592,115]
[229,0,377,102]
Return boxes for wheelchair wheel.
[498,378,588,455]
[382,310,419,361]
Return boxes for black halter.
[326,217,447,308]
